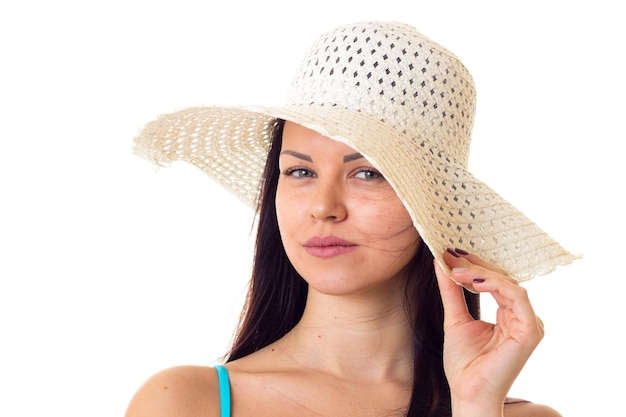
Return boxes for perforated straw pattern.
[134,22,579,281]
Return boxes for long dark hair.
[226,119,480,417]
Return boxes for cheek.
[356,198,413,232]
[275,185,300,239]
[358,202,420,251]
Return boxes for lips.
[303,236,357,258]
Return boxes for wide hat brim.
[134,104,579,282]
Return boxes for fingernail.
[473,278,485,283]
[455,248,469,256]
[452,267,467,273]
[446,248,460,258]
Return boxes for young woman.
[126,21,577,417]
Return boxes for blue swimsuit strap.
[215,365,231,417]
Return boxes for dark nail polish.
[473,278,485,283]
[446,248,460,257]
[455,248,469,256]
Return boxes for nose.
[310,180,347,222]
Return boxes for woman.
[126,21,577,417]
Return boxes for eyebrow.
[280,150,364,163]
[280,150,312,162]
[342,152,364,163]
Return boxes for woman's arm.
[504,400,563,417]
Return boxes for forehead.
[281,121,359,155]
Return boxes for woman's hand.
[434,249,545,417]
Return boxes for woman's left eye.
[354,169,383,180]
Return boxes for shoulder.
[504,399,562,417]
[124,365,220,417]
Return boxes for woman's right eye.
[281,167,315,178]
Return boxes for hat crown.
[285,22,476,167]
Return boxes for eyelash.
[281,166,314,178]
[354,168,384,180]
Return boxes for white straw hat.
[134,21,579,281]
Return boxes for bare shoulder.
[124,365,220,417]
[504,400,563,417]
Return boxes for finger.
[461,273,544,345]
[434,260,473,329]
[444,249,517,287]
[441,249,480,293]
[537,316,545,338]
[453,249,509,276]
[448,261,536,322]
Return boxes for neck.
[280,286,414,384]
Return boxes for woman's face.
[275,121,421,296]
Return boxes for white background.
[1,1,623,416]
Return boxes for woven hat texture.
[134,21,578,281]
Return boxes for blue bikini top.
[215,365,231,417]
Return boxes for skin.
[125,122,562,417]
